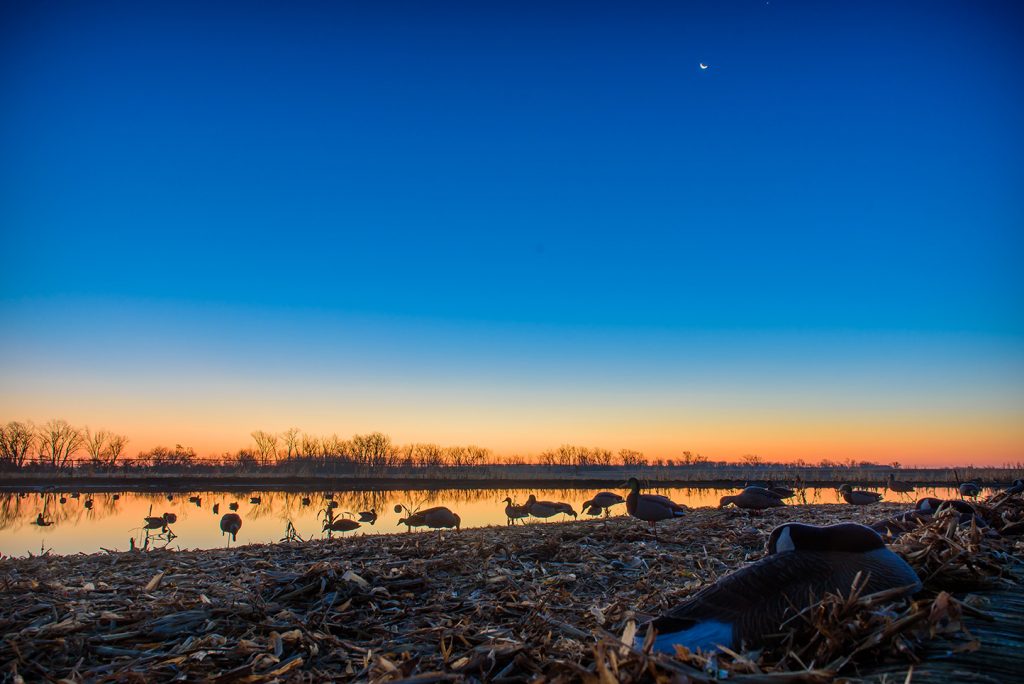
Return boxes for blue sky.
[1,1,1022,463]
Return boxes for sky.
[1,1,1022,466]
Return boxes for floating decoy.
[886,473,915,494]
[112,494,120,501]
[163,512,177,524]
[301,497,311,506]
[582,492,625,517]
[212,503,220,515]
[324,518,361,535]
[324,492,335,500]
[719,487,786,510]
[220,513,242,543]
[959,481,981,499]
[167,494,174,502]
[188,495,200,503]
[70,492,80,499]
[502,497,529,525]
[327,500,339,509]
[624,477,686,537]
[143,512,177,529]
[59,496,67,505]
[397,506,461,533]
[249,496,262,505]
[525,495,577,520]
[358,509,377,525]
[34,513,52,527]
[84,498,94,510]
[763,482,795,499]
[638,522,922,653]
[229,502,239,511]
[838,484,882,505]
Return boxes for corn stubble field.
[1,496,1022,683]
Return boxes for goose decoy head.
[767,522,884,555]
[838,484,852,493]
[624,477,641,492]
[397,517,408,526]
[718,495,736,509]
[503,497,513,504]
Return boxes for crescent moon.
[699,63,709,70]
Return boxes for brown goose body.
[324,518,361,533]
[886,473,915,494]
[720,487,786,510]
[143,512,176,529]
[582,492,625,516]
[839,484,883,505]
[525,495,577,519]
[624,477,686,535]
[219,513,242,541]
[398,506,461,530]
[640,523,921,653]
[358,510,377,524]
[502,497,529,525]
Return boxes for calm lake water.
[0,485,968,557]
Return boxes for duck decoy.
[959,481,981,499]
[886,473,915,494]
[59,496,67,505]
[582,492,625,517]
[249,496,262,505]
[70,492,80,499]
[84,498,94,510]
[838,484,882,505]
[229,502,239,511]
[624,477,686,537]
[638,522,922,653]
[397,506,461,534]
[220,513,243,543]
[358,509,377,525]
[167,494,174,502]
[188,495,201,504]
[163,512,177,524]
[212,503,220,515]
[112,494,120,501]
[525,495,577,520]
[719,487,786,511]
[502,497,530,525]
[34,513,53,527]
[301,497,311,506]
[324,518,361,535]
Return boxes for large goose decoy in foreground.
[838,484,883,505]
[582,492,626,517]
[624,477,686,537]
[220,513,242,543]
[525,495,577,520]
[398,506,461,533]
[638,522,922,654]
[503,498,529,525]
[886,473,915,494]
[719,487,786,511]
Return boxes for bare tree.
[83,428,111,465]
[351,432,392,470]
[0,421,35,467]
[106,434,128,465]
[618,448,647,468]
[301,434,321,461]
[282,427,301,460]
[251,430,279,466]
[37,419,83,469]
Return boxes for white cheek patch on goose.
[774,526,795,553]
[636,621,733,654]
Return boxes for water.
[0,485,967,557]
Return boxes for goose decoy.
[397,506,461,533]
[838,484,882,505]
[188,495,201,504]
[143,512,177,529]
[525,495,577,520]
[624,477,686,537]
[502,497,529,525]
[70,492,80,499]
[162,512,177,524]
[763,482,795,499]
[915,497,985,526]
[84,498,94,510]
[327,500,339,509]
[324,518,361,535]
[959,481,981,500]
[220,513,242,543]
[869,510,931,538]
[638,522,922,654]
[167,494,174,502]
[112,494,120,501]
[229,502,239,511]
[301,497,311,506]
[719,487,786,511]
[212,503,220,515]
[358,509,377,525]
[886,473,915,494]
[1005,479,1024,496]
[582,492,625,517]
[249,496,262,505]
[59,496,67,505]
[34,513,53,527]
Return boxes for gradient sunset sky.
[1,1,1022,466]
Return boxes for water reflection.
[0,485,969,557]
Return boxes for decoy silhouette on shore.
[624,477,686,537]
[582,492,625,517]
[525,495,577,520]
[143,512,177,530]
[34,513,52,527]
[358,509,377,525]
[502,497,529,525]
[719,487,786,511]
[763,482,796,499]
[397,506,461,534]
[886,473,915,494]
[220,513,242,544]
[838,484,883,505]
[638,522,922,653]
[324,517,361,535]
[959,481,981,500]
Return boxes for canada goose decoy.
[397,506,461,533]
[638,522,922,654]
[59,496,67,505]
[358,509,377,525]
[959,481,981,500]
[301,497,311,506]
[34,513,53,527]
[719,487,786,511]
[886,473,915,494]
[212,503,220,514]
[163,512,177,524]
[143,512,177,530]
[525,495,577,520]
[229,502,239,511]
[1005,479,1024,496]
[582,492,625,517]
[838,484,882,505]
[249,496,262,505]
[502,497,530,525]
[324,518,361,535]
[220,513,243,543]
[188,495,201,504]
[915,497,985,526]
[327,500,339,509]
[112,494,120,501]
[763,482,796,499]
[167,494,174,502]
[325,492,335,500]
[624,477,686,537]
[70,492,80,499]
[84,498,94,510]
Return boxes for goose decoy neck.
[526,494,537,504]
[768,523,884,554]
[503,497,513,504]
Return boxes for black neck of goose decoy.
[768,522,884,554]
